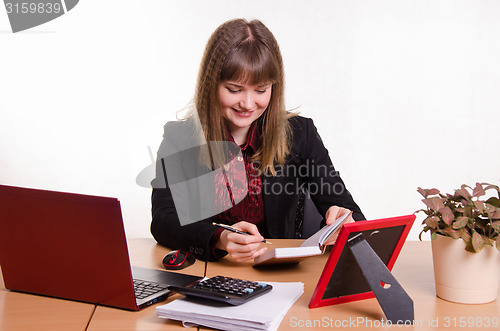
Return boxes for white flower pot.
[431,234,500,304]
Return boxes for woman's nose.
[239,92,256,110]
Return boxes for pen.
[212,222,272,244]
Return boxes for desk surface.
[0,270,95,331]
[2,239,499,331]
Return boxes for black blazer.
[151,116,365,260]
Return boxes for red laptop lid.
[0,185,138,310]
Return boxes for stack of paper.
[156,282,304,331]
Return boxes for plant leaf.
[473,201,486,214]
[482,236,493,246]
[486,197,500,208]
[423,197,445,212]
[481,182,500,193]
[461,205,473,217]
[455,186,471,199]
[452,216,469,229]
[424,216,439,228]
[496,236,500,251]
[484,203,496,215]
[491,221,500,232]
[461,230,471,243]
[465,244,476,253]
[415,208,430,216]
[472,182,486,197]
[444,227,461,239]
[417,187,440,198]
[491,209,500,220]
[438,207,454,225]
[472,231,484,253]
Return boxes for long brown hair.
[193,18,293,176]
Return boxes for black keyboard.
[168,275,273,305]
[133,279,168,299]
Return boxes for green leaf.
[472,231,484,253]
[465,244,476,253]
[486,197,500,208]
[472,182,486,197]
[423,197,445,212]
[452,216,469,230]
[431,231,437,240]
[496,236,500,250]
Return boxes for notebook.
[0,184,202,311]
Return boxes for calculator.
[168,275,273,305]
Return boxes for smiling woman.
[193,19,291,176]
[218,81,272,145]
[150,18,365,263]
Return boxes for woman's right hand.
[215,221,267,262]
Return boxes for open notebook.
[254,212,353,266]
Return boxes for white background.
[1,0,499,240]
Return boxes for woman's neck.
[228,125,250,146]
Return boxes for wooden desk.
[85,238,207,331]
[0,267,95,331]
[2,239,499,331]
[206,240,500,330]
[89,239,500,330]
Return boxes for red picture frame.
[309,214,416,309]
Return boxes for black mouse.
[162,250,195,270]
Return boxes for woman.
[151,19,364,262]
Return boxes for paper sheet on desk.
[156,282,304,331]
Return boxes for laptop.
[0,184,202,310]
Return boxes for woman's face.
[218,80,272,135]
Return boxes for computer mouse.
[162,250,195,270]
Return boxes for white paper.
[301,211,350,248]
[156,281,304,331]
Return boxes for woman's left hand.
[325,205,353,225]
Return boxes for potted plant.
[417,182,500,304]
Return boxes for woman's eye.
[256,89,267,94]
[226,87,240,93]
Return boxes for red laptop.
[0,184,201,310]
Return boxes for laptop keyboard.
[133,279,168,299]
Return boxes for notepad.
[156,281,304,331]
[253,212,353,266]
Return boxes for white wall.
[1,0,499,240]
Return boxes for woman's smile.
[218,81,272,144]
